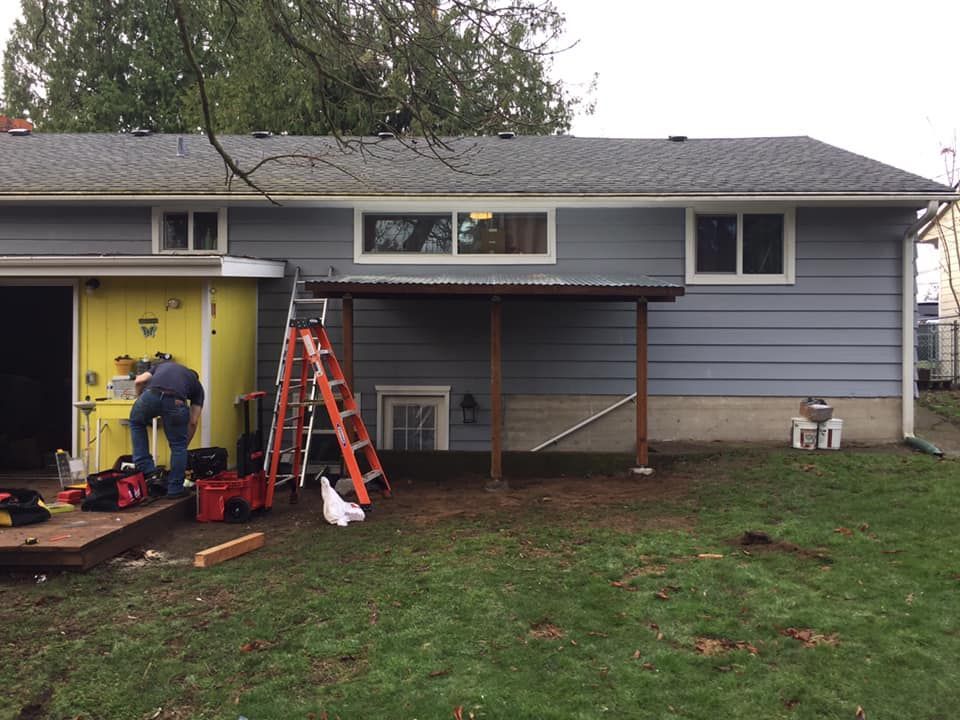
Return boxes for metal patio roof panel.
[305,271,685,300]
[0,133,952,197]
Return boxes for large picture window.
[685,208,795,285]
[356,207,555,264]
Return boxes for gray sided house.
[0,132,954,472]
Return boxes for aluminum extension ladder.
[262,269,389,507]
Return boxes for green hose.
[904,436,944,457]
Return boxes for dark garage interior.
[0,285,73,469]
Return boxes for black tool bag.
[187,447,228,479]
[0,488,51,527]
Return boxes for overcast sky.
[1,0,955,293]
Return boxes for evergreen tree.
[2,0,588,137]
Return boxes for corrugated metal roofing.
[317,272,680,288]
[304,271,684,300]
[0,133,952,197]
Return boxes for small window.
[152,208,227,253]
[376,385,450,451]
[356,208,555,264]
[685,208,795,285]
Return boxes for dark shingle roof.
[0,133,951,197]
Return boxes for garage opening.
[0,285,74,470]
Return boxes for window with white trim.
[685,208,795,285]
[152,208,228,254]
[355,208,555,264]
[376,385,450,450]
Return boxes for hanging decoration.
[138,313,159,338]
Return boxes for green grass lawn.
[3,450,960,719]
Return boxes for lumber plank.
[194,532,265,568]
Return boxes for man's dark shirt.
[146,362,205,407]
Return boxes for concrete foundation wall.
[506,394,901,451]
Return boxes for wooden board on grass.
[194,532,265,568]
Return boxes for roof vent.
[7,127,31,137]
[497,131,516,140]
[668,135,688,142]
[377,131,395,140]
[251,130,271,139]
[131,128,151,137]
[176,136,188,157]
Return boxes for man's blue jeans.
[129,390,190,495]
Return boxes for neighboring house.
[920,199,960,319]
[0,131,954,473]
[0,116,33,132]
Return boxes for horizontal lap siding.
[0,202,912,450]
[232,208,497,450]
[232,206,911,448]
[652,207,910,396]
[0,206,151,253]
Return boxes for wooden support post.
[490,297,503,481]
[342,295,354,390]
[636,299,649,467]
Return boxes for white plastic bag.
[320,476,365,526]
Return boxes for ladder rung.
[362,469,383,484]
[310,428,336,435]
[289,400,325,407]
[329,379,345,387]
[350,439,370,452]
[339,409,356,419]
[294,298,327,305]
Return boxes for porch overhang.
[306,272,684,301]
[0,254,286,278]
[307,271,681,481]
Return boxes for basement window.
[375,385,450,451]
[685,208,795,285]
[152,208,227,253]
[356,207,555,264]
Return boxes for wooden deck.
[0,476,194,571]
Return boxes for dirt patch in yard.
[388,471,692,525]
[529,619,566,639]
[730,530,831,562]
[140,468,699,561]
[780,627,839,647]
[694,637,759,656]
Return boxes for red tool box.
[196,471,266,522]
[196,391,268,523]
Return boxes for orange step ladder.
[265,317,390,509]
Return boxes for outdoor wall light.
[165,297,182,310]
[84,278,100,295]
[460,393,478,424]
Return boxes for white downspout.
[903,201,939,438]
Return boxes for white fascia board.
[0,192,956,207]
[220,256,287,277]
[0,255,286,278]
